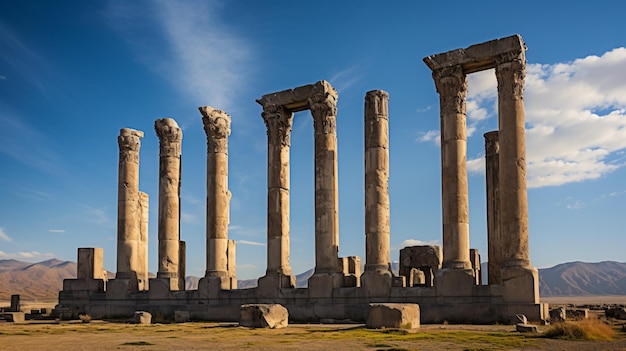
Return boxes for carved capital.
[262,104,293,147]
[118,128,144,164]
[154,118,182,158]
[484,131,499,157]
[364,90,389,120]
[309,92,338,135]
[433,65,467,114]
[199,106,231,153]
[495,55,526,100]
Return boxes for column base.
[257,271,295,299]
[156,273,181,292]
[198,275,236,299]
[501,265,539,303]
[148,278,178,299]
[360,269,393,297]
[435,268,475,296]
[106,278,138,299]
[308,272,343,298]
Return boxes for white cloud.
[399,239,439,249]
[329,65,363,93]
[0,250,54,260]
[466,157,485,174]
[48,229,65,233]
[424,48,626,188]
[0,228,12,242]
[237,240,265,247]
[417,130,440,146]
[566,199,585,210]
[106,0,252,113]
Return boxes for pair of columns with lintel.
[424,34,538,302]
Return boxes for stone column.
[432,66,475,295]
[138,191,149,290]
[484,131,502,285]
[154,118,182,291]
[258,104,296,296]
[495,52,539,302]
[115,128,143,291]
[307,84,344,296]
[361,90,393,296]
[199,106,234,291]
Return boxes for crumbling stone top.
[256,80,337,112]
[423,34,526,73]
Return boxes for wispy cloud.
[48,229,66,233]
[0,228,12,242]
[237,240,265,247]
[0,250,54,260]
[397,239,440,249]
[421,48,626,188]
[566,199,585,210]
[329,65,363,94]
[79,204,114,228]
[416,130,440,146]
[105,0,253,115]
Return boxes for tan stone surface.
[484,131,502,285]
[366,303,420,329]
[239,304,288,329]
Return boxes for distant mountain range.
[2,259,626,300]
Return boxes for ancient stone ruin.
[56,35,547,324]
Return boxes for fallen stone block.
[240,304,288,329]
[366,303,420,329]
[516,323,539,333]
[134,311,152,325]
[606,307,626,320]
[513,314,527,325]
[566,308,588,320]
[3,312,25,323]
[549,307,566,323]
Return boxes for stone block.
[366,303,420,329]
[606,307,626,320]
[77,248,106,280]
[501,265,539,303]
[566,308,588,320]
[436,268,475,296]
[513,314,527,325]
[175,310,190,322]
[408,268,425,287]
[134,311,152,325]
[516,323,539,333]
[308,273,343,298]
[549,307,566,323]
[10,294,20,312]
[3,312,25,323]
[240,304,288,329]
[360,270,392,297]
[399,245,442,287]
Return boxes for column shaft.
[310,90,340,274]
[484,131,502,284]
[116,128,144,282]
[155,118,182,290]
[433,66,471,270]
[138,191,149,290]
[364,90,390,271]
[496,57,530,267]
[200,107,231,279]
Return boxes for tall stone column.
[484,131,502,285]
[496,52,539,302]
[138,191,149,290]
[307,84,344,296]
[258,104,296,296]
[154,118,182,291]
[361,90,393,296]
[198,106,235,293]
[432,65,475,295]
[115,128,143,291]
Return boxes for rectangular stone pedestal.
[501,265,539,303]
[436,268,475,296]
[308,273,343,298]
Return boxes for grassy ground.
[0,321,625,351]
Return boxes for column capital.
[364,90,389,121]
[200,106,231,139]
[261,104,294,147]
[432,65,467,114]
[118,128,143,163]
[495,54,526,100]
[309,91,338,135]
[484,131,499,156]
[155,118,182,158]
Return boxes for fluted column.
[484,131,502,285]
[116,128,143,288]
[258,104,295,290]
[309,88,341,274]
[433,65,471,271]
[138,191,149,290]
[200,106,232,286]
[154,118,182,290]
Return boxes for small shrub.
[78,314,91,323]
[543,319,615,341]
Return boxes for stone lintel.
[423,35,526,74]
[256,80,336,112]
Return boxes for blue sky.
[1,1,625,280]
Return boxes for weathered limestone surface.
[10,294,20,312]
[366,303,420,329]
[240,304,288,329]
[199,106,236,292]
[134,311,152,325]
[550,307,566,322]
[470,248,481,285]
[64,248,106,292]
[484,131,502,285]
[155,118,182,291]
[399,245,442,287]
[361,90,393,297]
[115,128,144,291]
[138,192,149,290]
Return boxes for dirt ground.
[0,321,625,351]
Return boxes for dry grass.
[543,318,616,341]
